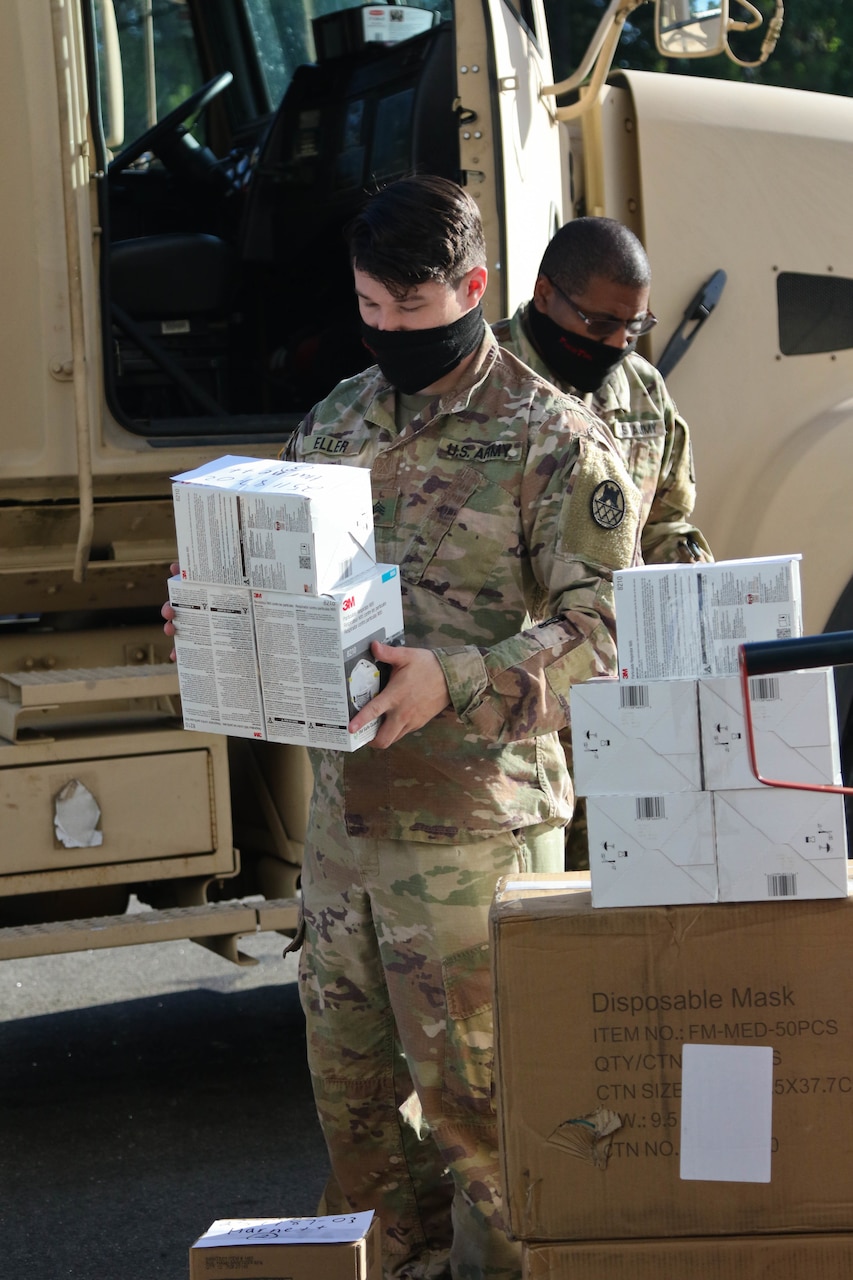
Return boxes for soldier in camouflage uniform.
[492,217,713,868]
[163,178,642,1280]
[275,181,641,1280]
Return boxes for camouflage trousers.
[297,802,564,1280]
[564,795,590,871]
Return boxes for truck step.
[0,897,300,963]
[0,662,179,706]
[0,663,180,741]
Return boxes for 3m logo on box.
[342,595,356,611]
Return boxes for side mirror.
[655,0,728,58]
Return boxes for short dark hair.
[346,175,486,298]
[539,217,651,297]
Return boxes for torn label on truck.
[54,779,103,849]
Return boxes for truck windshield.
[97,0,451,147]
[93,0,456,437]
[96,0,204,147]
[244,0,372,106]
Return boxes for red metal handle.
[737,634,853,794]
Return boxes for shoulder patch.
[590,479,626,529]
[561,438,640,570]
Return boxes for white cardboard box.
[572,677,702,795]
[614,555,802,681]
[699,667,841,791]
[713,787,849,902]
[255,563,404,751]
[587,791,717,907]
[189,1212,381,1280]
[170,564,404,751]
[167,579,265,739]
[172,454,376,594]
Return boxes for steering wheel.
[108,71,234,175]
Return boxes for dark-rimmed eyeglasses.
[548,277,658,339]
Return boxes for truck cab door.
[456,0,563,321]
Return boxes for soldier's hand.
[161,562,179,660]
[349,642,451,748]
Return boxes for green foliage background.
[544,1,853,99]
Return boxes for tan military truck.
[2,0,846,964]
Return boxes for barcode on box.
[619,684,650,709]
[767,872,798,897]
[749,676,780,701]
[636,796,665,820]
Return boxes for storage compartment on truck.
[0,728,234,891]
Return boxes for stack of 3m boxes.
[169,455,404,751]
[577,553,847,907]
[490,556,853,1278]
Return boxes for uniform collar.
[365,330,501,430]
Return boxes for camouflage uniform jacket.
[283,329,641,844]
[492,303,712,564]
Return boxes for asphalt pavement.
[1,924,330,1279]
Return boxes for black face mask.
[526,301,635,394]
[360,304,485,395]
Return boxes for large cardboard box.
[522,1234,853,1279]
[713,787,848,901]
[491,877,853,1242]
[172,455,376,594]
[189,1212,381,1280]
[614,556,802,681]
[699,668,841,791]
[586,791,717,906]
[572,677,702,796]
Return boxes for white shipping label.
[680,1043,773,1182]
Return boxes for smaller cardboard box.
[614,555,802,681]
[699,668,841,791]
[167,578,264,739]
[170,563,405,750]
[255,562,404,751]
[172,454,376,594]
[713,786,848,902]
[572,677,701,796]
[189,1212,381,1280]
[587,791,717,906]
[522,1234,853,1280]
